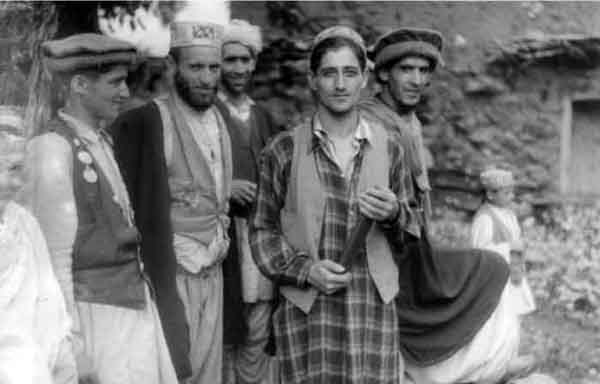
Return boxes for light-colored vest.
[279,117,400,314]
[155,95,232,244]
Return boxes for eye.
[343,68,359,77]
[209,64,220,72]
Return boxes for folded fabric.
[395,229,510,366]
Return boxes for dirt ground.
[521,309,599,383]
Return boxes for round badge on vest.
[83,167,98,183]
[77,150,93,165]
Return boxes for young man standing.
[112,20,231,384]
[250,26,414,383]
[24,33,178,384]
[360,28,444,226]
[218,19,280,384]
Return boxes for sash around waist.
[171,210,230,244]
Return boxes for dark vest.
[49,118,146,309]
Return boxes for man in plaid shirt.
[250,25,416,383]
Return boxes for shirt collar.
[58,109,103,145]
[310,114,373,153]
[217,90,255,109]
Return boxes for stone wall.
[231,1,600,210]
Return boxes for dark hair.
[169,47,182,64]
[309,36,366,74]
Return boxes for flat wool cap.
[371,27,444,70]
[42,33,137,73]
[310,25,367,64]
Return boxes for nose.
[233,59,245,74]
[119,81,130,98]
[199,68,215,86]
[335,73,346,91]
[409,68,425,86]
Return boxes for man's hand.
[510,250,525,285]
[307,260,352,294]
[358,186,399,222]
[231,179,257,207]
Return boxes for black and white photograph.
[0,1,598,384]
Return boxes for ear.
[361,67,370,90]
[378,67,390,83]
[249,57,257,73]
[70,74,89,96]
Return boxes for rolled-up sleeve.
[249,135,313,288]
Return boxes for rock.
[508,373,558,384]
[463,74,508,95]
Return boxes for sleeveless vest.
[49,118,146,309]
[279,117,400,314]
[155,96,232,245]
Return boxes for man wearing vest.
[112,20,232,384]
[360,27,443,227]
[250,26,415,383]
[218,19,281,384]
[24,34,178,384]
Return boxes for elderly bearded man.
[24,34,178,384]
[250,26,416,384]
[112,20,232,384]
[218,19,281,384]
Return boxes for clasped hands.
[308,186,399,294]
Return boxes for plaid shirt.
[250,116,414,383]
[250,116,414,287]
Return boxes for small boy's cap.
[370,27,444,70]
[171,21,224,49]
[42,33,137,73]
[480,169,515,190]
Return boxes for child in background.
[0,122,76,384]
[471,168,536,316]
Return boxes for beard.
[174,71,217,111]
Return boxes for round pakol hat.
[371,27,444,70]
[42,33,138,73]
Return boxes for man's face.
[174,45,221,111]
[380,56,432,107]
[221,42,255,96]
[81,65,130,123]
[309,46,366,116]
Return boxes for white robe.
[471,204,536,315]
[0,202,75,384]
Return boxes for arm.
[249,140,313,288]
[21,134,87,376]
